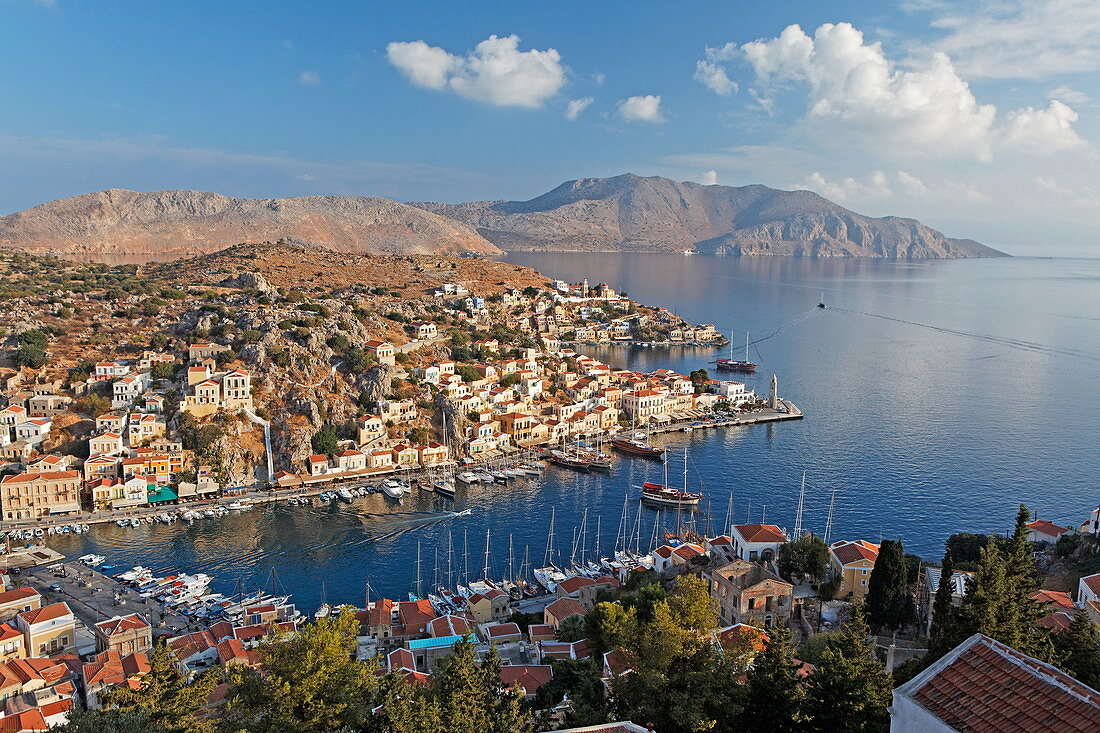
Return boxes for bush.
[12,344,46,369]
[151,362,176,380]
[311,425,339,456]
[327,334,349,352]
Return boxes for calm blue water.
[49,254,1100,612]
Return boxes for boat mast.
[649,509,661,552]
[793,471,807,539]
[579,508,589,567]
[544,507,556,568]
[521,545,530,580]
[745,331,750,362]
[615,494,629,555]
[724,492,734,538]
[594,515,601,563]
[631,499,643,555]
[463,529,469,586]
[415,539,422,599]
[823,489,837,544]
[481,528,491,581]
[508,534,515,582]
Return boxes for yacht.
[381,480,406,499]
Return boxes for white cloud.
[700,170,719,185]
[998,100,1083,154]
[618,95,665,123]
[922,0,1100,80]
[297,70,322,87]
[739,22,1084,160]
[386,35,566,108]
[695,43,740,95]
[801,170,989,205]
[1048,85,1088,105]
[565,97,594,121]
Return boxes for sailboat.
[433,411,457,498]
[533,507,568,592]
[715,330,757,373]
[640,449,702,507]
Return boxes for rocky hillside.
[415,174,1004,258]
[0,189,499,256]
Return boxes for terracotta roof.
[831,539,880,566]
[499,664,552,695]
[734,524,788,544]
[17,602,71,626]
[901,633,1100,732]
[1027,520,1069,536]
[1031,589,1075,610]
[387,648,416,672]
[487,622,521,639]
[397,599,436,631]
[428,615,471,638]
[545,598,586,622]
[94,613,149,635]
[0,588,40,607]
[1081,573,1100,597]
[0,709,47,731]
[1,471,79,484]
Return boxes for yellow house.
[0,623,25,662]
[828,540,880,600]
[15,602,76,657]
[0,588,41,623]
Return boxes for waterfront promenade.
[0,403,801,536]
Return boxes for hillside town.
[0,244,750,523]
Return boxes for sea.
[47,253,1100,612]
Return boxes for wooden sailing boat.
[715,329,757,373]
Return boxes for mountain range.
[0,175,1005,258]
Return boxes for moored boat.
[640,481,702,507]
[610,438,665,459]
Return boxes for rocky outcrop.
[0,189,500,256]
[415,174,1005,258]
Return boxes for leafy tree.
[311,424,339,456]
[222,613,378,733]
[778,534,829,582]
[368,673,441,733]
[742,621,804,733]
[585,601,639,655]
[97,643,216,733]
[557,614,587,642]
[1053,610,1100,689]
[803,604,892,732]
[688,368,709,393]
[619,579,668,624]
[151,361,176,380]
[499,373,519,388]
[533,658,609,729]
[666,575,718,635]
[58,706,170,733]
[76,393,111,419]
[12,343,47,368]
[457,365,481,383]
[865,539,915,631]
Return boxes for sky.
[2,1,1099,256]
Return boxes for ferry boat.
[715,331,757,374]
[610,438,665,459]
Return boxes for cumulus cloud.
[700,170,719,185]
[695,43,740,95]
[565,97,594,120]
[297,70,322,87]
[386,35,566,108]
[738,22,1083,160]
[618,95,665,123]
[923,0,1100,80]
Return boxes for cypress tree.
[742,622,804,733]
[929,551,961,656]
[804,604,892,733]
[866,539,915,631]
[1053,610,1100,689]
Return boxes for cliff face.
[0,189,500,256]
[415,174,1005,258]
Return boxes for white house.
[1025,519,1069,544]
[730,524,788,563]
[1078,573,1100,606]
[112,372,152,408]
[14,418,51,447]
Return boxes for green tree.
[222,613,378,733]
[76,393,111,419]
[778,534,829,582]
[557,614,587,642]
[688,368,709,393]
[371,673,442,733]
[533,658,610,729]
[945,532,990,568]
[929,551,963,657]
[742,622,804,733]
[12,343,47,368]
[803,605,892,732]
[98,643,216,733]
[585,601,639,655]
[433,640,531,733]
[151,361,176,380]
[666,575,718,635]
[58,707,169,733]
[865,538,915,631]
[311,424,340,456]
[1053,610,1100,689]
[457,364,481,383]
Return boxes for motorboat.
[381,480,406,499]
[78,554,105,566]
[336,488,354,503]
[457,471,480,484]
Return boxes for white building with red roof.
[730,524,788,563]
[1026,519,1070,544]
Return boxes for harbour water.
[47,253,1100,612]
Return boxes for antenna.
[793,471,807,539]
[823,489,837,545]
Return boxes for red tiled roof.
[0,709,47,731]
[397,599,437,632]
[545,598,586,622]
[0,588,39,607]
[94,613,149,635]
[1082,574,1100,597]
[906,634,1100,732]
[487,623,521,639]
[17,603,71,626]
[556,576,596,595]
[1027,520,1069,536]
[499,665,552,695]
[734,524,787,544]
[1031,589,1075,610]
[387,648,415,672]
[831,540,880,566]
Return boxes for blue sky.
[2,0,1099,255]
